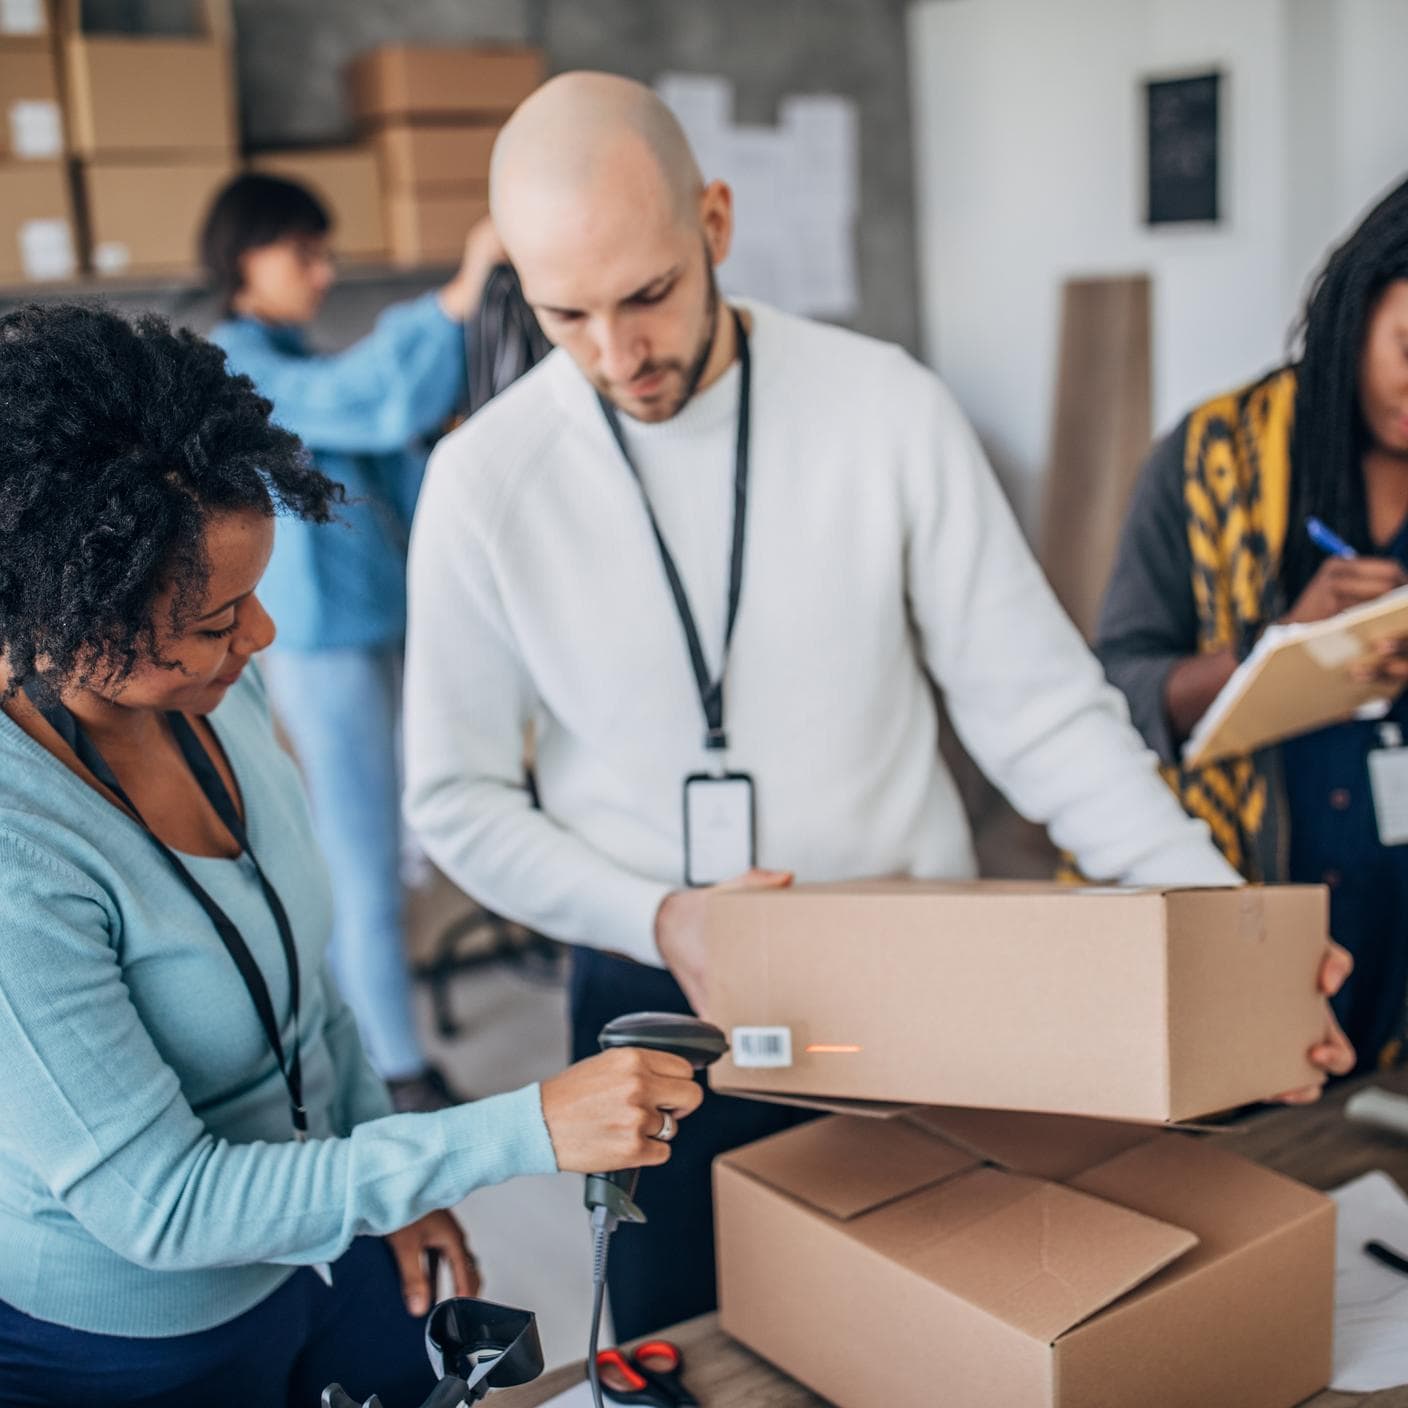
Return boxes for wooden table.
[497,1072,1408,1407]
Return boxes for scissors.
[593,1339,697,1406]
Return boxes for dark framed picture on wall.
[1145,70,1221,225]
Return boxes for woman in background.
[202,174,503,1110]
[1098,175,1408,1070]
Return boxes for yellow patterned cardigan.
[1169,367,1295,878]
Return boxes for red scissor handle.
[595,1348,649,1393]
[633,1341,683,1373]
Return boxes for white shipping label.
[1369,747,1408,845]
[93,241,131,274]
[18,218,75,281]
[732,1026,793,1069]
[0,0,44,35]
[1305,631,1365,670]
[9,100,62,159]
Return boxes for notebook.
[1181,586,1408,768]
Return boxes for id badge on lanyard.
[683,771,756,886]
[1369,722,1408,846]
[600,309,759,888]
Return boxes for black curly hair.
[1283,174,1408,600]
[0,302,343,698]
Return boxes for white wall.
[908,0,1408,530]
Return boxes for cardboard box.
[372,121,498,193]
[707,881,1327,1122]
[385,187,486,267]
[249,147,386,261]
[58,0,235,158]
[349,44,543,125]
[0,159,76,281]
[715,1108,1334,1408]
[0,45,62,159]
[78,157,233,275]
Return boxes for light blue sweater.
[211,291,466,652]
[0,666,556,1337]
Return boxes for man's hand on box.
[1274,940,1356,1104]
[655,868,793,1017]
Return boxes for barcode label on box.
[18,219,75,281]
[9,101,62,159]
[732,1026,793,1069]
[0,0,44,35]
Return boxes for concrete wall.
[63,0,920,352]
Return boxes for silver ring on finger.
[651,1108,677,1144]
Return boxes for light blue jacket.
[211,292,466,651]
[0,666,555,1337]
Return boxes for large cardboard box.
[249,147,386,261]
[0,159,76,281]
[715,1108,1334,1408]
[58,0,235,158]
[707,881,1327,1122]
[385,187,487,267]
[372,121,498,193]
[0,44,62,160]
[349,44,543,125]
[79,157,233,276]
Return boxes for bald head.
[489,71,735,424]
[491,72,703,246]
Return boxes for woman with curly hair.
[0,303,702,1408]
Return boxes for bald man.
[403,73,1352,1337]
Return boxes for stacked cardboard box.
[347,44,544,266]
[0,2,78,283]
[58,0,235,276]
[248,147,387,262]
[706,881,1338,1408]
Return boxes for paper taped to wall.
[657,73,860,319]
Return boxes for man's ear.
[699,180,734,268]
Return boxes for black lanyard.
[597,308,751,754]
[23,682,308,1140]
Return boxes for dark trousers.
[0,1237,433,1408]
[569,946,815,1341]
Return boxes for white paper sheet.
[1331,1171,1408,1391]
[655,73,860,319]
[528,1379,598,1408]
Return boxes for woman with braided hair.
[1099,174,1408,1071]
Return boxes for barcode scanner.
[583,1012,729,1408]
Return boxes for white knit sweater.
[404,301,1238,966]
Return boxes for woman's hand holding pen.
[1281,556,1406,625]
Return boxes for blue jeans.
[264,647,424,1078]
[0,1237,434,1408]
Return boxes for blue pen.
[1307,516,1358,560]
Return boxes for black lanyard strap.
[22,682,308,1139]
[598,307,751,753]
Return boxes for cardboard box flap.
[723,1115,978,1220]
[1072,1133,1331,1261]
[900,1175,1199,1343]
[903,1107,1160,1180]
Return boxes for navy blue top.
[1283,517,1408,1070]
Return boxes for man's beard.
[601,256,721,423]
